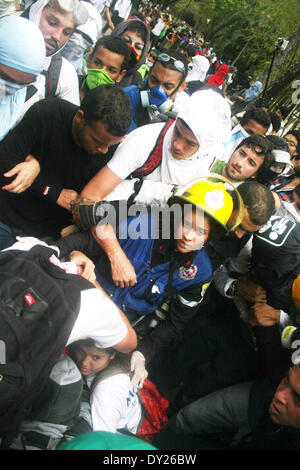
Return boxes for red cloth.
[207,64,229,87]
[136,379,169,442]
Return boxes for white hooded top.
[107,89,232,191]
[186,55,210,83]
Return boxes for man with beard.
[210,134,273,187]
[0,84,132,249]
[21,0,88,109]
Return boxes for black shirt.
[0,98,109,239]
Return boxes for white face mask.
[0,77,25,103]
[144,59,153,68]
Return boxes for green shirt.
[210,159,226,176]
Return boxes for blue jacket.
[95,213,212,320]
[124,84,143,132]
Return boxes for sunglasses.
[157,53,185,73]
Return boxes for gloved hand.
[70,198,96,230]
[130,351,148,392]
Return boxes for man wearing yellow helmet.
[53,178,236,389]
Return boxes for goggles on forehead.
[55,0,89,25]
[157,53,185,74]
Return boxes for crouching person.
[0,237,137,449]
[68,339,169,442]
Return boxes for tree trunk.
[264,61,300,100]
[259,28,300,89]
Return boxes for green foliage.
[181,10,196,27]
[169,0,300,114]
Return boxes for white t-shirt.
[114,0,132,19]
[90,0,110,15]
[107,121,218,188]
[87,373,143,434]
[108,122,165,181]
[222,124,249,162]
[66,289,127,348]
[152,18,165,37]
[4,239,127,350]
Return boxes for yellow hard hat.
[175,180,234,230]
[292,275,300,312]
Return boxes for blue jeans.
[0,220,28,251]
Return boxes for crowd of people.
[0,0,300,452]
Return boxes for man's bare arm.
[80,165,122,202]
[91,225,137,288]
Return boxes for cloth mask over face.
[0,16,45,140]
[84,68,115,90]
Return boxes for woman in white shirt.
[69,339,143,434]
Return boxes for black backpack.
[0,245,93,436]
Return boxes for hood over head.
[112,17,150,86]
[177,87,231,157]
[187,55,210,83]
[28,0,88,56]
[0,15,45,75]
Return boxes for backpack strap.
[90,355,130,393]
[42,55,63,98]
[130,119,174,178]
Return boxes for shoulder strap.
[90,355,130,393]
[42,55,63,98]
[130,119,174,178]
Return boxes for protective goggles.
[157,53,185,73]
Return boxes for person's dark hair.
[285,129,300,156]
[255,97,270,110]
[70,338,116,356]
[269,111,282,133]
[80,84,133,137]
[92,36,131,71]
[168,196,226,241]
[278,105,289,120]
[125,21,148,44]
[67,339,130,375]
[237,181,275,226]
[186,44,197,58]
[240,108,271,131]
[153,49,188,82]
[235,134,274,177]
[266,134,290,154]
[236,134,273,157]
